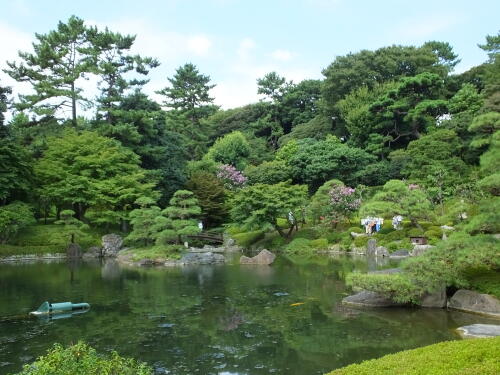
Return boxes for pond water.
[0,255,496,375]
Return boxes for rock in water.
[456,324,500,338]
[66,243,82,258]
[448,289,500,318]
[240,249,276,265]
[180,252,225,265]
[101,234,123,257]
[342,290,403,307]
[420,287,447,308]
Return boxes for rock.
[83,246,102,258]
[366,239,377,256]
[390,249,409,258]
[375,246,389,257]
[350,247,365,255]
[350,232,366,239]
[342,290,403,307]
[369,268,402,274]
[421,287,447,308]
[440,225,455,231]
[410,244,434,257]
[456,324,500,338]
[101,234,123,257]
[240,249,276,265]
[66,243,82,258]
[225,238,236,247]
[493,234,500,240]
[179,252,225,265]
[448,289,500,318]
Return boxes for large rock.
[410,244,434,257]
[101,234,123,257]
[456,324,500,338]
[66,243,82,258]
[365,239,377,256]
[342,290,403,307]
[448,289,500,317]
[83,246,102,258]
[240,249,276,265]
[180,252,225,265]
[421,287,447,308]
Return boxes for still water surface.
[0,255,495,374]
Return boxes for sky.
[0,0,499,113]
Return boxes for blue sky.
[0,0,499,110]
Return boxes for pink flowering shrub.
[216,164,247,190]
[329,185,361,221]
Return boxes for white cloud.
[237,37,256,61]
[187,35,212,56]
[271,49,293,62]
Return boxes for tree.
[34,130,157,226]
[308,179,344,223]
[477,131,500,196]
[127,197,162,246]
[186,172,227,228]
[0,201,35,244]
[360,180,433,228]
[89,28,159,124]
[4,16,94,125]
[230,181,308,238]
[284,136,375,190]
[245,160,292,185]
[205,131,251,170]
[0,81,12,128]
[328,185,361,224]
[157,63,217,123]
[0,139,33,205]
[55,209,89,244]
[155,190,201,244]
[216,164,247,190]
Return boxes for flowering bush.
[329,185,361,221]
[216,164,247,190]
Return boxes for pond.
[0,255,495,375]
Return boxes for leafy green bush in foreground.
[327,337,500,375]
[13,341,153,375]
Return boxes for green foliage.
[55,209,90,245]
[230,181,308,238]
[0,139,32,204]
[308,179,344,223]
[155,190,202,244]
[348,226,362,234]
[127,199,162,246]
[124,245,183,262]
[245,160,292,185]
[34,129,157,225]
[232,230,265,248]
[326,337,500,375]
[205,131,251,170]
[360,180,433,227]
[353,236,369,248]
[310,238,328,249]
[463,197,500,234]
[285,238,313,254]
[0,202,35,244]
[186,171,227,228]
[14,341,153,375]
[463,269,500,299]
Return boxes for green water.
[0,256,495,375]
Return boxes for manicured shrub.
[353,236,369,248]
[407,228,425,237]
[232,230,265,247]
[326,337,500,375]
[377,227,394,235]
[325,232,344,244]
[14,341,153,375]
[294,227,318,240]
[310,238,328,249]
[285,238,313,254]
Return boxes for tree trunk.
[71,82,77,127]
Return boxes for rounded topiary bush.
[285,238,313,254]
[348,226,363,233]
[407,228,425,237]
[353,236,369,248]
[310,238,328,249]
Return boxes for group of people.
[392,215,404,230]
[361,217,384,234]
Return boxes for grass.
[327,337,500,375]
[1,223,103,257]
[122,245,183,262]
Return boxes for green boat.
[30,301,90,316]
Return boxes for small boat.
[30,301,90,316]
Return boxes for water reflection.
[0,256,497,375]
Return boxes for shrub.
[326,337,500,375]
[285,238,313,254]
[346,272,418,303]
[407,228,425,237]
[294,227,318,240]
[310,238,328,249]
[232,230,265,247]
[325,232,344,244]
[353,236,369,248]
[463,268,500,299]
[377,227,394,235]
[14,341,153,375]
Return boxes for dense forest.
[0,17,498,303]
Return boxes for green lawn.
[326,337,500,375]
